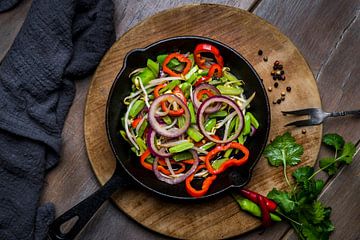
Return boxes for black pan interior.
[106,36,270,200]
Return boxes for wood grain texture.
[84,5,321,239]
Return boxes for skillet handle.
[47,166,127,240]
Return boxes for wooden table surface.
[0,1,359,239]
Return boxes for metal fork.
[282,108,360,127]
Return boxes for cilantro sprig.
[263,132,358,240]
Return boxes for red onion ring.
[146,128,172,158]
[197,96,244,144]
[153,150,199,184]
[148,94,190,138]
[192,83,221,113]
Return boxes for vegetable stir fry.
[120,43,259,197]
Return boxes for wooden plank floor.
[0,0,359,239]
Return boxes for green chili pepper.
[232,193,282,222]
[137,120,148,138]
[216,85,243,95]
[200,142,216,151]
[169,142,194,153]
[211,157,229,170]
[129,100,145,118]
[159,80,181,93]
[188,102,196,124]
[132,67,155,86]
[162,115,172,125]
[187,127,204,142]
[173,151,193,162]
[205,118,216,132]
[147,58,159,76]
[209,111,228,118]
[243,114,251,135]
[246,112,259,129]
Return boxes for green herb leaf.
[264,132,304,167]
[322,133,344,151]
[319,157,338,176]
[338,142,356,164]
[292,166,314,183]
[267,188,296,213]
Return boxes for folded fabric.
[0,0,22,12]
[0,0,115,239]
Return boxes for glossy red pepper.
[131,117,142,128]
[194,63,223,86]
[239,189,277,212]
[185,165,217,198]
[258,195,272,227]
[154,83,185,117]
[194,44,224,69]
[205,142,249,175]
[162,53,192,77]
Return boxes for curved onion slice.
[148,94,190,137]
[197,96,244,144]
[146,129,172,158]
[153,150,199,184]
[192,83,221,113]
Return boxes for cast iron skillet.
[48,36,270,240]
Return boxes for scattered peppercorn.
[281,96,285,101]
[258,49,263,56]
[274,61,280,65]
[276,99,282,104]
[268,86,272,91]
[276,70,282,75]
[273,65,278,70]
[277,75,282,80]
[281,75,286,80]
[273,76,277,80]
[278,65,283,70]
[273,100,277,104]
[274,82,279,88]
[271,70,275,75]
[286,86,291,92]
[281,92,286,96]
[302,129,307,134]
[263,56,268,62]
[281,70,285,75]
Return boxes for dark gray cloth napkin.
[0,0,115,239]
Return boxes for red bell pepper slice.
[194,44,224,69]
[154,84,185,117]
[205,142,249,175]
[196,89,215,100]
[194,63,223,86]
[162,53,192,77]
[131,117,142,128]
[185,165,217,198]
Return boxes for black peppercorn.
[273,65,278,70]
[281,70,285,75]
[273,76,277,80]
[274,82,279,88]
[258,49,263,56]
[274,61,280,65]
[263,56,268,62]
[278,65,283,70]
[281,75,286,80]
[276,99,281,104]
[286,86,291,92]
[271,71,275,75]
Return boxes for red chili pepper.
[239,189,277,212]
[194,44,224,69]
[258,195,272,227]
[205,142,249,175]
[194,63,223,86]
[185,165,217,198]
[162,53,192,77]
[154,83,185,116]
[131,117,142,128]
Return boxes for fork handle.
[329,110,360,117]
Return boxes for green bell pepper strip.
[136,137,147,154]
[224,148,233,158]
[188,102,196,124]
[205,118,216,132]
[137,120,148,138]
[198,69,209,76]
[157,54,181,68]
[243,114,251,135]
[187,127,204,142]
[188,53,195,66]
[200,142,216,151]
[211,157,229,170]
[169,142,194,153]
[129,100,145,118]
[147,58,159,76]
[162,115,172,125]
[173,151,193,162]
[180,82,191,99]
[119,130,130,143]
[177,116,186,128]
[159,80,181,94]
[132,67,155,86]
[232,193,281,222]
[223,70,240,82]
[228,116,237,135]
[185,65,199,80]
[216,85,243,95]
[209,111,228,118]
[145,157,155,164]
[246,112,259,129]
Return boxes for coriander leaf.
[267,188,296,213]
[264,132,304,167]
[322,133,344,151]
[292,166,314,183]
[338,142,356,164]
[312,201,326,224]
[319,157,338,176]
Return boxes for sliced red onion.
[146,129,172,158]
[148,94,190,138]
[250,125,257,137]
[197,96,244,144]
[192,83,221,113]
[153,150,199,185]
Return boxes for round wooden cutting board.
[84,4,322,239]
